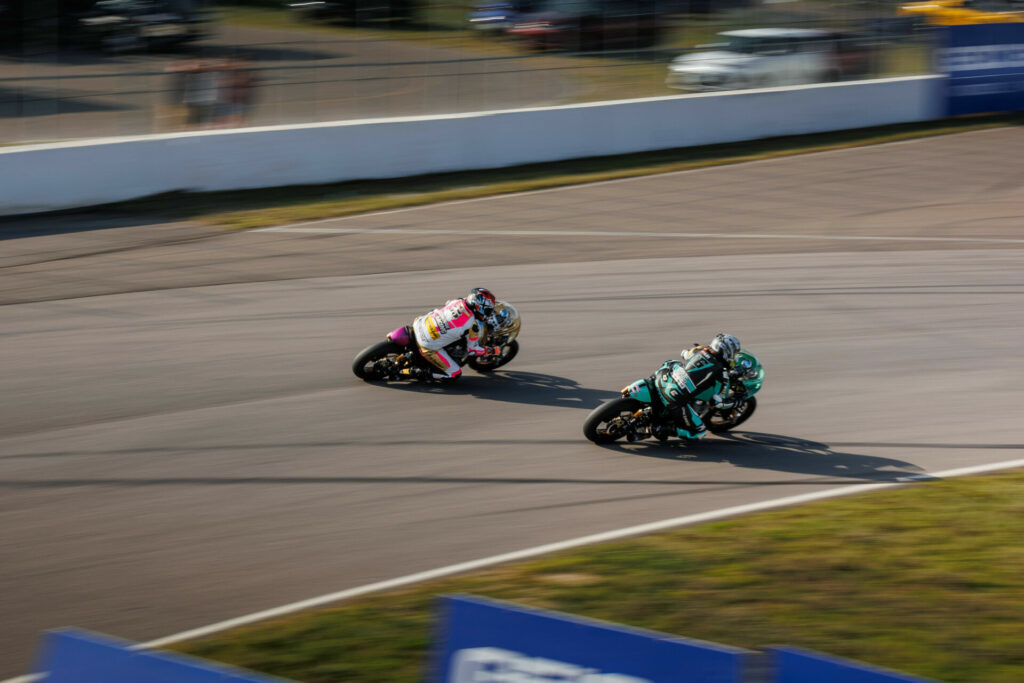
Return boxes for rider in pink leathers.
[413,288,501,379]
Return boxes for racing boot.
[676,404,707,441]
[675,426,707,441]
[651,423,674,442]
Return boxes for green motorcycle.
[583,350,765,444]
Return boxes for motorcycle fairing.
[623,379,652,402]
[387,326,413,346]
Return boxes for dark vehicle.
[0,0,96,49]
[466,0,537,33]
[287,0,418,25]
[77,0,214,52]
[509,0,663,51]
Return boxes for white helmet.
[708,333,741,363]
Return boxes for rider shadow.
[600,431,926,482]
[376,370,620,409]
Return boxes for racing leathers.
[412,299,496,378]
[648,346,734,440]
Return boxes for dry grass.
[174,470,1024,683]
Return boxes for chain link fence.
[0,0,937,144]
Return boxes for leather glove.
[711,394,736,410]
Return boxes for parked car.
[509,0,663,51]
[287,0,418,25]
[0,0,96,49]
[665,28,877,92]
[77,0,214,52]
[466,0,537,33]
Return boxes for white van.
[666,28,870,91]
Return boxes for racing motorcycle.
[351,301,521,382]
[583,349,764,444]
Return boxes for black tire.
[583,397,644,444]
[352,340,402,381]
[706,397,757,434]
[467,340,519,373]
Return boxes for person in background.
[219,53,257,128]
[166,58,222,129]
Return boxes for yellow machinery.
[898,0,1024,25]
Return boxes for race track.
[1,129,1023,678]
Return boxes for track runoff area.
[2,128,1024,680]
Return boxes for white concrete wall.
[0,76,944,216]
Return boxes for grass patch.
[118,113,1021,229]
[172,469,1024,682]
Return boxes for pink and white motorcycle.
[351,301,520,382]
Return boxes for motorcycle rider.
[412,287,502,379]
[647,333,743,441]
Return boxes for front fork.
[618,381,654,441]
[393,351,429,379]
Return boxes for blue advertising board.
[433,594,753,683]
[33,628,290,683]
[769,646,938,683]
[939,24,1024,115]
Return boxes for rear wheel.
[352,340,402,381]
[583,397,644,443]
[467,340,519,373]
[706,397,757,434]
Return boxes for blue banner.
[33,628,289,683]
[433,595,753,683]
[769,646,938,683]
[939,24,1024,115]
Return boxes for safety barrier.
[33,628,289,683]
[433,595,940,683]
[436,594,754,683]
[0,76,943,216]
[769,646,937,683]
[25,600,940,682]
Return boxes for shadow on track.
[0,87,131,118]
[598,431,927,482]
[368,370,620,409]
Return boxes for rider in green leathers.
[647,333,743,441]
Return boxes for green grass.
[172,469,1024,682]
[117,113,1021,229]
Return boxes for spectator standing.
[166,58,223,130]
[219,54,258,128]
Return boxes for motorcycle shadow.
[599,431,925,482]
[370,370,620,409]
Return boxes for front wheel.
[583,397,644,443]
[706,397,757,434]
[352,340,403,381]
[467,340,519,373]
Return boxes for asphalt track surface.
[2,129,1024,677]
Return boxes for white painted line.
[254,226,1024,245]
[134,457,1024,650]
[7,457,1022,683]
[247,127,1007,233]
